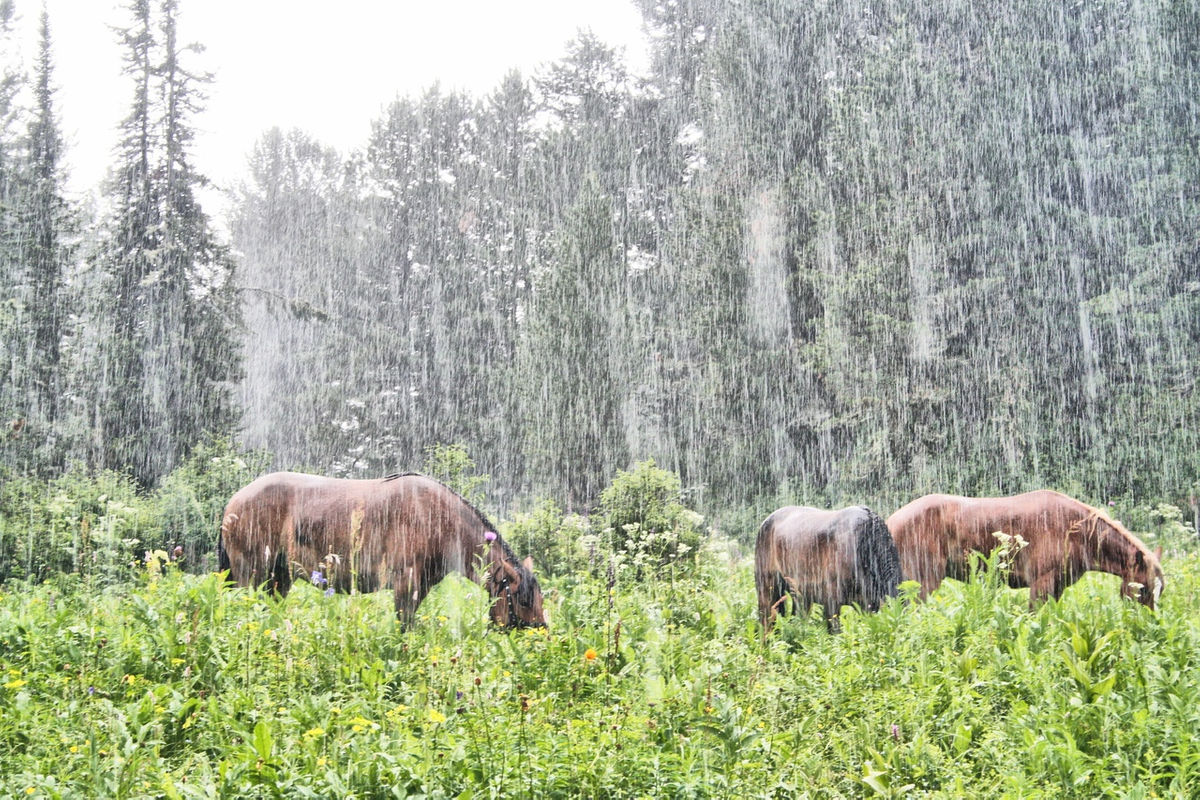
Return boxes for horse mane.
[384,471,539,597]
[1068,505,1155,565]
[853,507,903,606]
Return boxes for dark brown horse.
[886,490,1164,609]
[755,505,902,634]
[218,472,546,628]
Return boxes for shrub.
[422,443,489,507]
[597,459,705,575]
[0,466,152,585]
[152,437,272,571]
[502,498,589,577]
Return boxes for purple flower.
[324,586,335,598]
[891,724,900,741]
[484,531,497,542]
[311,570,324,586]
[87,686,95,696]
[456,690,464,700]
[1109,500,1116,507]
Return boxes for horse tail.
[753,513,776,590]
[217,532,231,574]
[856,507,903,609]
[217,510,236,583]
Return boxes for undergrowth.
[1,538,1198,798]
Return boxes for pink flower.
[485,531,497,542]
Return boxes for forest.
[1,0,1199,795]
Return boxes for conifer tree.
[94,0,240,486]
[15,10,72,471]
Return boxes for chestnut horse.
[886,490,1163,609]
[218,472,546,629]
[755,505,902,634]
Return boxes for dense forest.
[2,0,1198,533]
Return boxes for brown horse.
[218,471,546,629]
[886,490,1164,609]
[755,505,902,634]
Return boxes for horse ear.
[1155,546,1163,560]
[522,556,534,572]
[500,558,520,581]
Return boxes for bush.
[597,459,706,575]
[0,466,153,585]
[502,498,589,577]
[422,443,489,507]
[153,437,272,571]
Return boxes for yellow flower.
[584,648,598,661]
[3,679,26,689]
[303,727,325,739]
[428,708,447,724]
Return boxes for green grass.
[1,543,1199,799]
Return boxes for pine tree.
[14,10,73,471]
[93,0,240,486]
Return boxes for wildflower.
[324,587,335,598]
[428,708,447,724]
[485,531,497,542]
[891,724,901,741]
[3,678,26,689]
[311,570,325,587]
[303,727,325,739]
[584,648,598,661]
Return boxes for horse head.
[1121,545,1164,610]
[486,554,547,629]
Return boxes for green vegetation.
[2,535,1198,797]
[1,456,1198,797]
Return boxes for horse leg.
[757,572,789,636]
[392,565,432,629]
[269,548,291,598]
[1028,571,1062,608]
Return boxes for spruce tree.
[94,0,240,486]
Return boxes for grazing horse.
[755,505,902,634]
[218,472,546,629]
[886,490,1163,609]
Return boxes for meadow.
[1,517,1198,799]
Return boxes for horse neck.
[1084,515,1139,580]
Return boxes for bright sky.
[11,0,649,198]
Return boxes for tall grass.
[1,542,1198,798]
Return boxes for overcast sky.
[11,0,649,198]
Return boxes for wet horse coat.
[886,490,1163,608]
[218,471,545,628]
[755,505,902,633]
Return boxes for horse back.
[758,506,867,575]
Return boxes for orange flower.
[584,648,598,661]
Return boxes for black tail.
[856,508,903,609]
[217,530,231,576]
